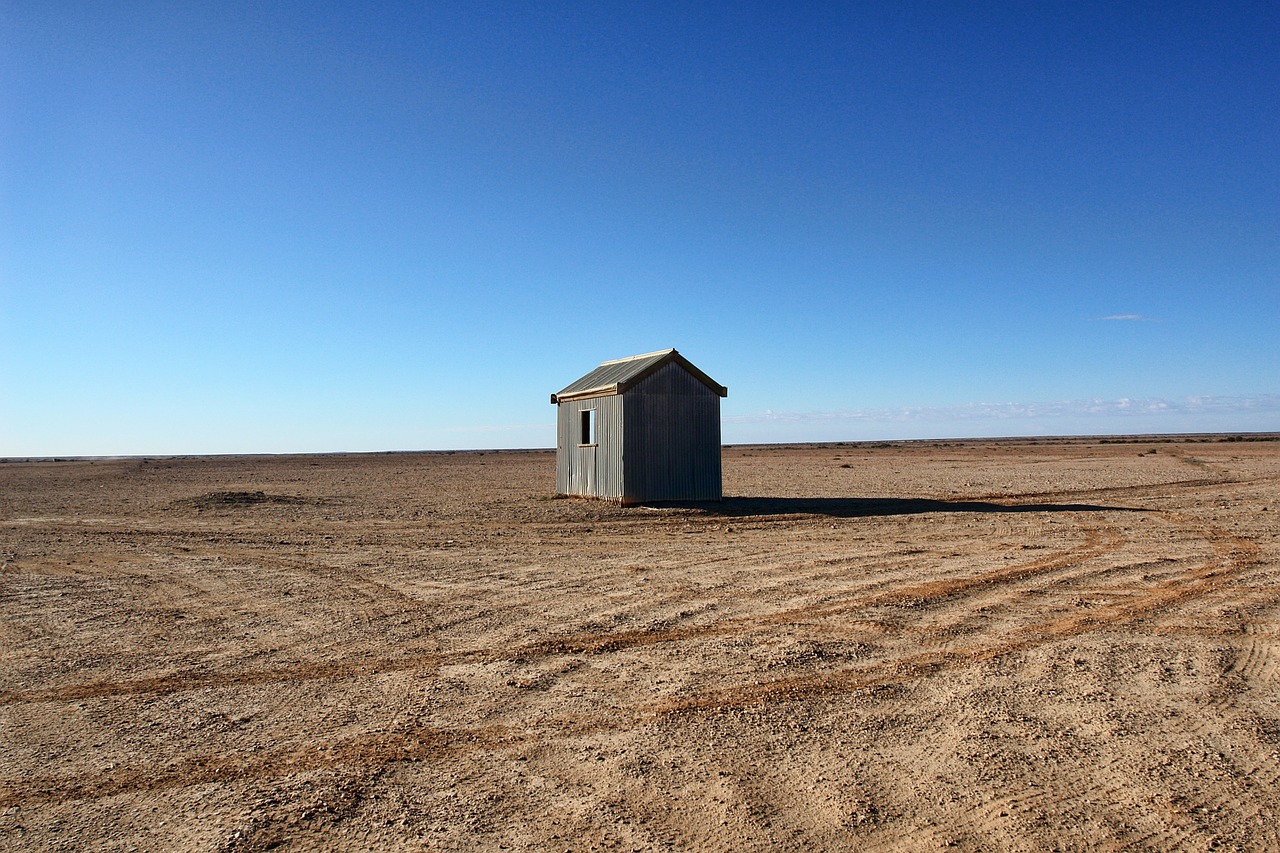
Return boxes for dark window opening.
[579,409,595,445]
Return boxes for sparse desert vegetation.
[2,439,1279,850]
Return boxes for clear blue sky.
[3,1,1277,455]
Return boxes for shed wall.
[555,395,625,499]
[622,361,722,502]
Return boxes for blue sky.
[3,1,1277,455]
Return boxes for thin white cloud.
[725,394,1280,426]
[1097,314,1155,321]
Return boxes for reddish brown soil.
[2,439,1279,851]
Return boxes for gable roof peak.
[551,348,726,403]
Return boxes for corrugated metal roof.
[552,348,727,403]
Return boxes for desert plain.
[2,438,1279,851]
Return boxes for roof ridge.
[597,348,676,366]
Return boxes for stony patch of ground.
[2,438,1279,851]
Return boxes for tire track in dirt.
[159,541,434,616]
[0,722,518,810]
[649,512,1259,715]
[0,523,1130,807]
[0,540,446,706]
[897,553,1163,659]
[1,512,1261,809]
[967,473,1259,505]
[0,524,1120,706]
[1232,621,1280,683]
[1148,756,1280,852]
[0,521,433,615]
[0,652,444,706]
[502,525,1125,660]
[887,787,1055,852]
[899,685,1280,853]
[905,735,1267,852]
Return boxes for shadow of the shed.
[642,496,1145,518]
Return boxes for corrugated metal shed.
[551,349,726,504]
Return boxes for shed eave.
[551,386,622,404]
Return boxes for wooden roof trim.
[550,388,619,404]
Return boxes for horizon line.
[6,430,1279,462]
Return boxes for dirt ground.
[2,438,1279,851]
